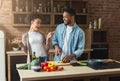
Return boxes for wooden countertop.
[6,48,93,55]
[6,51,25,56]
[17,63,120,81]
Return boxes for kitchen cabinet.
[12,0,88,28]
[6,51,27,81]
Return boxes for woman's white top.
[28,32,46,57]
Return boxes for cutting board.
[49,61,70,66]
[48,61,88,66]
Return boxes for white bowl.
[12,47,19,51]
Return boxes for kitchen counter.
[17,61,120,81]
[7,48,93,60]
[6,48,93,81]
[7,48,93,55]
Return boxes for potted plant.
[11,38,20,51]
[12,43,19,51]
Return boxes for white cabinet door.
[0,30,6,81]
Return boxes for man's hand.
[62,54,76,63]
[62,56,70,63]
[54,45,61,55]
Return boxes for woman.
[19,12,52,63]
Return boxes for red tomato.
[46,68,51,72]
[43,66,49,71]
[55,66,58,69]
[50,66,56,71]
[58,66,64,71]
[41,62,48,67]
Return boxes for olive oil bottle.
[32,52,36,60]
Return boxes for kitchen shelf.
[12,0,88,28]
[13,24,52,27]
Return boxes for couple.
[20,8,85,63]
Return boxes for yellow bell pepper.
[48,62,54,67]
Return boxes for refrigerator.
[0,30,6,81]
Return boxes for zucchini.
[17,64,29,70]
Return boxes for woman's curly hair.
[25,12,42,24]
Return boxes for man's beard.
[64,20,71,25]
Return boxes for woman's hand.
[18,42,24,49]
[46,31,54,46]
[46,31,54,40]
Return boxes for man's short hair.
[63,8,76,16]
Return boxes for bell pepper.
[48,62,54,67]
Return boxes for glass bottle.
[15,0,19,12]
[25,0,28,12]
[32,52,36,60]
[19,1,24,12]
[47,2,51,12]
[82,8,86,13]
[53,6,56,12]
[93,19,97,29]
[39,3,43,12]
[98,18,101,29]
[89,22,92,29]
[33,4,36,12]
[57,4,60,12]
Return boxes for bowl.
[88,59,104,65]
[12,47,19,51]
[31,66,41,72]
[88,59,104,69]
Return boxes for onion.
[31,66,41,72]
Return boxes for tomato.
[43,66,49,71]
[50,66,56,71]
[41,62,48,67]
[58,66,64,71]
[46,68,51,72]
[55,66,58,69]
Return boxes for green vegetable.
[17,64,29,69]
[31,58,41,67]
[58,61,62,63]
[78,62,87,66]
[17,58,41,70]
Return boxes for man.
[52,8,85,63]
